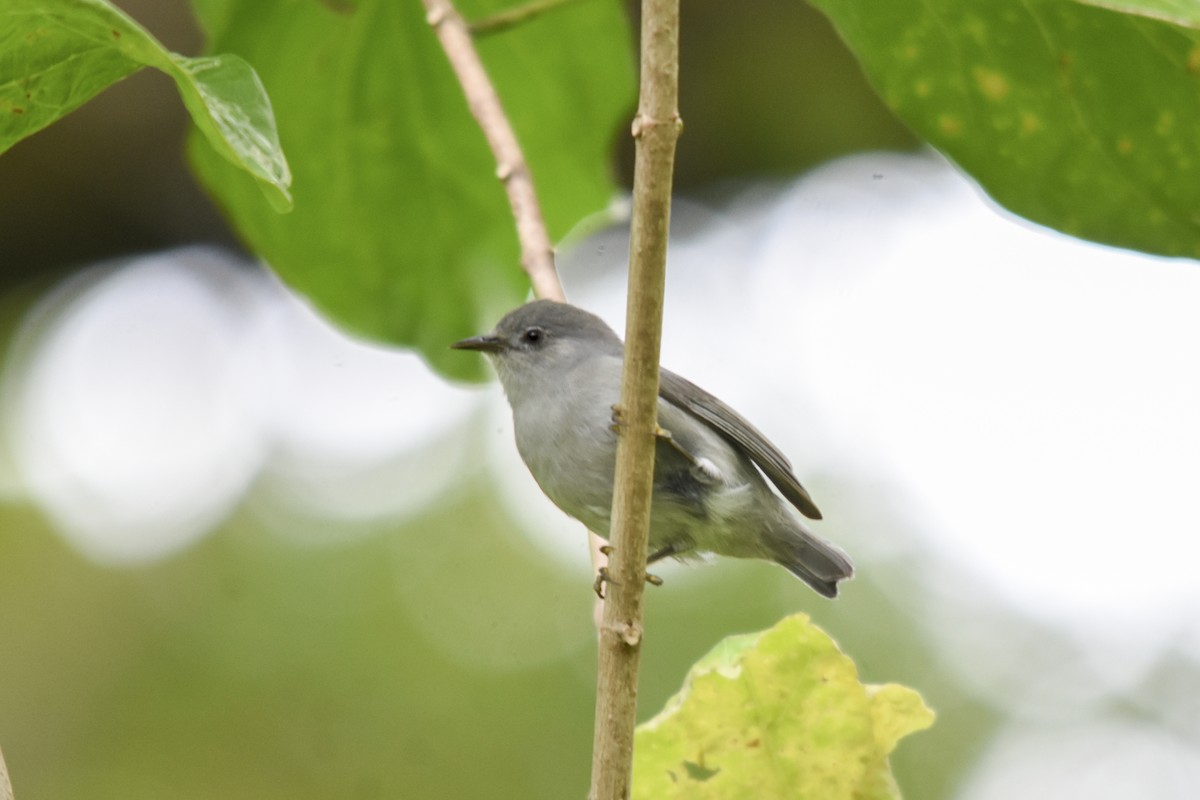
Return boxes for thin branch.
[422,0,564,302]
[469,0,590,36]
[588,0,681,797]
[421,0,611,601]
[1,743,12,800]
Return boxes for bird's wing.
[658,368,823,520]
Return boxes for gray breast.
[512,358,622,530]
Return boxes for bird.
[452,299,853,598]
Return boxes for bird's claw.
[593,566,618,599]
[594,557,665,599]
[609,404,626,433]
[608,405,674,443]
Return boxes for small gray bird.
[452,300,853,598]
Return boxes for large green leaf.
[633,614,933,800]
[186,0,635,380]
[810,0,1200,259]
[0,0,291,210]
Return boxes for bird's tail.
[769,518,854,598]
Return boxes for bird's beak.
[451,334,505,353]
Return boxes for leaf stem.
[421,0,565,302]
[587,0,681,797]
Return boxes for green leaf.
[0,0,291,211]
[633,614,934,800]
[810,0,1200,259]
[186,0,636,381]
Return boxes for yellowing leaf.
[633,614,933,800]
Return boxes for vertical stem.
[587,0,681,798]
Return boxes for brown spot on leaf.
[938,114,963,136]
[1188,46,1200,75]
[973,67,1009,101]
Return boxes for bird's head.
[452,300,623,403]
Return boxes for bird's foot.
[608,405,677,445]
[593,566,618,599]
[595,546,665,597]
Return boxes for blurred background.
[3,1,1200,798]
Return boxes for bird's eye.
[523,327,544,344]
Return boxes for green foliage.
[633,614,934,800]
[186,0,635,381]
[0,0,291,210]
[810,0,1200,258]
